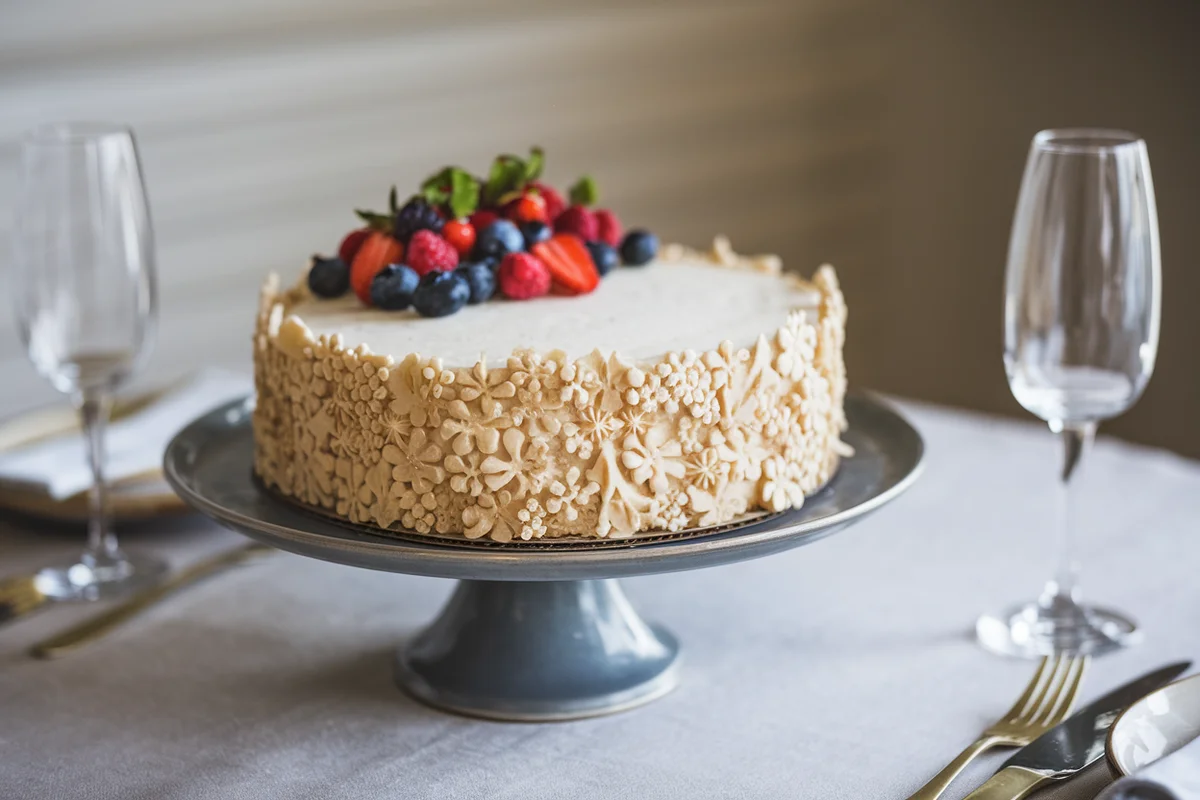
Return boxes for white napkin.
[1099,735,1200,800]
[0,370,251,499]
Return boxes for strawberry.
[406,229,459,276]
[554,205,598,242]
[532,233,599,295]
[505,192,548,224]
[497,253,551,300]
[351,232,404,304]
[529,181,565,222]
[593,209,623,248]
[442,219,476,258]
[338,228,371,265]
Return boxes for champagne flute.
[10,122,167,600]
[977,128,1161,657]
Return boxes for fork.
[907,654,1089,800]
[0,575,48,625]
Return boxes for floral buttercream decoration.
[252,239,849,542]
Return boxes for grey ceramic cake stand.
[163,393,922,722]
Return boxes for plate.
[1108,672,1200,776]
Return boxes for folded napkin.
[0,370,251,500]
[1099,734,1200,800]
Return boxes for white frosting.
[289,258,821,367]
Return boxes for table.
[2,400,1198,799]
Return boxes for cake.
[253,150,849,542]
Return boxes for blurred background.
[2,0,1197,455]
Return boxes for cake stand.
[163,393,922,721]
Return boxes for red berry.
[469,210,499,233]
[442,219,476,258]
[593,209,623,248]
[506,193,548,224]
[529,181,565,222]
[497,252,551,300]
[351,232,404,304]
[532,234,599,296]
[406,230,459,277]
[554,205,598,242]
[338,228,371,264]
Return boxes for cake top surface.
[289,253,820,367]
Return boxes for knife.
[964,661,1191,800]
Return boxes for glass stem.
[78,390,122,569]
[1042,420,1096,608]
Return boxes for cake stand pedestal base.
[395,579,680,721]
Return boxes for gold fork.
[908,655,1089,800]
[0,575,48,624]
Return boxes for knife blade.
[963,661,1191,800]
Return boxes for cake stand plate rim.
[163,392,923,581]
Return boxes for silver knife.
[963,661,1191,800]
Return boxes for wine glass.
[977,128,1161,658]
[10,122,167,600]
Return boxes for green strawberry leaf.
[388,185,398,214]
[482,154,527,207]
[524,146,545,182]
[447,169,479,219]
[569,175,598,206]
[354,209,392,233]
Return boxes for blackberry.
[393,197,444,244]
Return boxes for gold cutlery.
[30,542,272,659]
[0,574,48,625]
[907,655,1089,800]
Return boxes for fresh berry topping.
[506,192,548,224]
[474,220,525,260]
[351,232,404,304]
[392,197,444,244]
[456,262,497,304]
[308,255,350,298]
[469,210,499,233]
[520,221,552,250]
[412,270,470,317]
[593,209,623,248]
[529,181,565,222]
[369,264,420,310]
[337,229,371,265]
[532,234,600,295]
[585,241,619,277]
[619,229,659,266]
[442,219,477,258]
[497,252,551,300]
[406,229,459,276]
[554,204,598,242]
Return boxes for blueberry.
[412,270,470,317]
[456,262,497,304]
[307,256,350,298]
[586,241,619,277]
[619,230,659,266]
[369,264,420,310]
[519,221,552,250]
[474,220,525,260]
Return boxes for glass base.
[977,598,1140,658]
[33,553,168,601]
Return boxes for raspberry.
[469,210,499,233]
[529,181,566,222]
[593,209,623,248]
[497,252,551,300]
[554,205,598,242]
[442,219,476,257]
[406,230,459,276]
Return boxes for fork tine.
[1038,656,1089,727]
[1021,654,1069,724]
[1002,655,1054,722]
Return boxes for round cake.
[252,152,848,542]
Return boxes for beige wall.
[2,1,1197,455]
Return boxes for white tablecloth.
[2,400,1198,799]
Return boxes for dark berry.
[586,241,619,277]
[473,220,525,260]
[456,262,497,304]
[392,197,444,244]
[308,255,350,298]
[412,270,470,317]
[369,263,420,310]
[519,221,552,250]
[620,229,659,266]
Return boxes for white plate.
[1108,673,1200,776]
